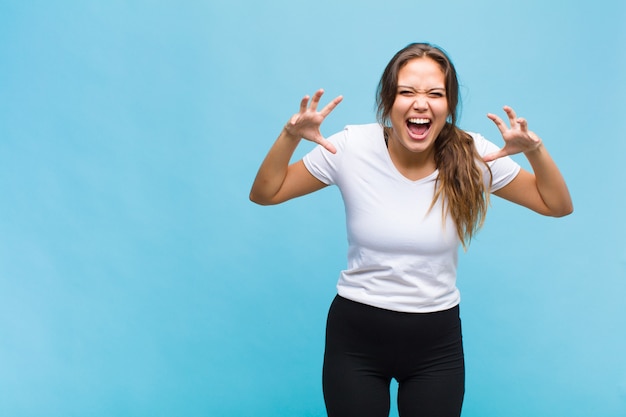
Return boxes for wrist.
[282,124,301,142]
[523,141,544,158]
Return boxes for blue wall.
[1,1,625,416]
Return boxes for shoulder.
[302,124,383,186]
[339,123,383,147]
[323,123,383,154]
[465,131,498,156]
[334,123,381,138]
[344,123,383,133]
[464,130,521,191]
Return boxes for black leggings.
[322,295,465,417]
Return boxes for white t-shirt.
[303,123,520,313]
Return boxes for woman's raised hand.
[284,89,343,154]
[483,106,543,162]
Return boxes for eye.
[429,91,445,98]
[398,90,413,96]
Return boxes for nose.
[412,95,428,111]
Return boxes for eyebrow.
[397,85,446,92]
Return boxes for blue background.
[1,1,625,416]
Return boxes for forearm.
[524,144,573,216]
[249,128,301,205]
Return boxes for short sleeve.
[469,132,521,192]
[302,127,348,185]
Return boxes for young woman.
[250,42,572,417]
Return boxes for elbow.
[550,202,574,218]
[249,192,266,206]
[249,191,275,206]
[556,207,574,218]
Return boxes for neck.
[386,127,436,179]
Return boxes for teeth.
[408,118,430,124]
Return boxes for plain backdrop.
[1,1,625,416]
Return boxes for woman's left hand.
[483,106,543,162]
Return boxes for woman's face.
[388,57,449,158]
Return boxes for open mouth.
[407,118,431,139]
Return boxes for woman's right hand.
[284,89,343,154]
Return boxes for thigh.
[322,296,393,417]
[323,355,391,417]
[396,306,465,417]
[396,369,464,417]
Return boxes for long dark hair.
[376,43,492,248]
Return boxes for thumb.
[320,139,337,154]
[482,149,507,163]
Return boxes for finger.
[320,95,343,117]
[503,105,518,126]
[299,95,310,113]
[517,117,528,132]
[487,113,508,134]
[309,89,324,111]
[482,149,508,163]
[319,138,337,154]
